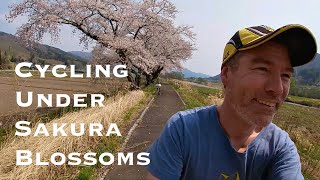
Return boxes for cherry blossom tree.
[7,0,195,88]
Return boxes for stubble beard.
[226,88,274,128]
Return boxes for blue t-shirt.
[147,105,303,180]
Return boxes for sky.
[1,0,320,76]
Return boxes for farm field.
[287,95,320,108]
[0,77,103,116]
[0,73,129,128]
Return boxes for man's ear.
[220,66,229,89]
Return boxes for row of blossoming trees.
[7,0,196,88]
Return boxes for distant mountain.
[203,54,320,85]
[68,51,92,62]
[205,74,221,82]
[182,68,211,78]
[294,53,320,85]
[0,31,86,67]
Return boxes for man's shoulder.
[179,105,216,115]
[165,105,217,134]
[170,105,216,123]
[260,122,294,149]
[257,124,302,179]
[265,123,290,138]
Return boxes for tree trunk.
[145,74,153,86]
[127,68,141,90]
[144,66,164,86]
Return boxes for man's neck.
[216,103,263,152]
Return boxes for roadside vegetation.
[287,95,320,108]
[0,89,153,180]
[290,79,320,99]
[0,72,130,148]
[170,80,223,109]
[172,80,320,180]
[76,86,156,180]
[290,85,320,99]
[0,68,157,179]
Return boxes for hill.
[205,74,221,82]
[68,51,92,62]
[0,31,86,67]
[182,68,211,78]
[294,53,320,85]
[201,54,320,85]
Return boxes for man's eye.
[255,67,268,72]
[282,74,291,79]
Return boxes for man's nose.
[265,73,284,96]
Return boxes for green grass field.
[287,95,320,108]
[172,81,320,180]
[171,81,222,109]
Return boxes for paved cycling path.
[104,85,185,180]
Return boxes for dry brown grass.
[206,94,224,105]
[0,90,145,180]
[171,79,192,90]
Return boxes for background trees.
[0,47,14,69]
[7,0,195,88]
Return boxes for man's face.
[222,41,293,127]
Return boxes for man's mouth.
[256,99,277,107]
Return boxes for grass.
[0,91,146,180]
[76,166,95,180]
[75,86,155,180]
[0,71,154,179]
[0,97,90,148]
[287,95,320,108]
[143,84,157,96]
[0,128,6,146]
[173,80,320,180]
[0,74,130,146]
[170,80,223,109]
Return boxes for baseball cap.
[222,24,317,67]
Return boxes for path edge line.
[98,95,155,180]
[120,96,155,151]
[173,87,186,107]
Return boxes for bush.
[290,85,320,99]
